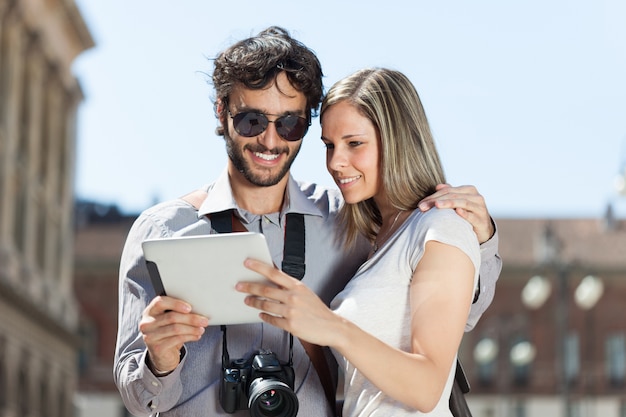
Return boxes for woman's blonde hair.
[320,68,446,246]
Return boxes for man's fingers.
[143,320,205,343]
[454,207,469,219]
[140,295,209,343]
[419,183,494,243]
[148,295,193,316]
[140,310,208,336]
[419,184,475,211]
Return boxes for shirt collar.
[198,168,323,219]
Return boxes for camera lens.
[259,389,282,412]
[248,379,298,417]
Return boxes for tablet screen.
[142,232,274,325]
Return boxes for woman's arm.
[418,184,502,330]
[238,240,475,412]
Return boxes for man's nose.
[258,119,283,149]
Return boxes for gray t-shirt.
[331,209,481,417]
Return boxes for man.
[114,26,501,416]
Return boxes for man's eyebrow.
[231,106,306,117]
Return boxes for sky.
[71,0,626,219]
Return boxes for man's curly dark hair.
[212,26,324,136]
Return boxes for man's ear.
[215,99,225,125]
[215,99,226,136]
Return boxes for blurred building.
[73,202,136,417]
[462,217,626,417]
[5,1,622,417]
[0,0,93,416]
[72,206,626,417]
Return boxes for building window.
[0,336,6,409]
[606,333,626,387]
[510,338,536,386]
[58,380,68,417]
[0,7,11,122]
[78,317,97,374]
[36,210,46,270]
[474,337,498,386]
[564,332,580,384]
[18,353,30,416]
[39,378,48,416]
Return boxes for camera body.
[220,350,299,417]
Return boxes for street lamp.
[521,275,551,310]
[473,318,537,417]
[574,275,604,311]
[521,224,604,417]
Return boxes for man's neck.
[228,169,289,215]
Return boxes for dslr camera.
[220,349,299,417]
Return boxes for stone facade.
[0,1,92,416]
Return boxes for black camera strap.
[208,207,304,370]
[209,209,306,279]
[181,189,306,279]
[182,190,335,408]
[220,325,230,369]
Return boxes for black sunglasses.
[229,111,310,142]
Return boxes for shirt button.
[151,381,159,387]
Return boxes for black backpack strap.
[211,210,234,234]
[450,359,473,416]
[181,189,306,279]
[281,213,306,280]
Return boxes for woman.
[237,68,480,416]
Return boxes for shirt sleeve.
[113,211,185,415]
[465,219,502,331]
[411,209,481,293]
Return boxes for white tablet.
[141,232,274,325]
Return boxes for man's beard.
[224,130,302,187]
